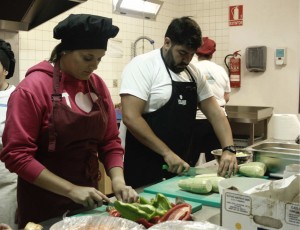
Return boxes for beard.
[164,48,186,74]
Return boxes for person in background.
[119,17,237,189]
[0,39,17,230]
[0,14,138,228]
[189,37,231,165]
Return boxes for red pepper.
[136,218,154,228]
[149,216,161,224]
[106,206,114,212]
[158,203,192,223]
[109,208,121,217]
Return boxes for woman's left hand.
[109,166,139,203]
[112,182,139,203]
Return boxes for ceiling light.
[113,0,163,20]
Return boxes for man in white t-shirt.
[189,37,231,165]
[119,17,237,188]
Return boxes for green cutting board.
[75,206,108,217]
[143,176,221,208]
[138,192,202,213]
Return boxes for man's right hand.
[163,151,190,174]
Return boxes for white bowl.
[218,177,269,195]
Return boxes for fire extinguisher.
[224,50,241,88]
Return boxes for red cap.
[196,37,216,55]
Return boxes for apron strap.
[48,62,62,152]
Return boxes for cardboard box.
[221,175,300,230]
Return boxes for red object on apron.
[17,63,108,228]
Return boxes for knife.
[64,200,114,217]
[162,164,217,176]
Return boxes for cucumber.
[195,173,218,178]
[238,162,266,177]
[208,176,225,193]
[195,175,225,193]
[178,178,212,194]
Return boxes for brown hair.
[49,43,66,63]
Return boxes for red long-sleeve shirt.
[0,61,123,183]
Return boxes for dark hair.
[0,38,15,79]
[49,43,65,63]
[165,16,202,50]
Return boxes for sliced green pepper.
[114,200,156,221]
[132,203,157,218]
[139,196,152,205]
[151,193,172,212]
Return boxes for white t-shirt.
[191,57,231,119]
[119,49,213,145]
[0,85,16,146]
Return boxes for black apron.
[124,49,198,188]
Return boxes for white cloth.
[119,49,214,144]
[0,84,18,229]
[0,85,16,145]
[191,57,231,119]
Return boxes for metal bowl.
[211,149,252,165]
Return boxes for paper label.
[285,203,300,226]
[224,191,251,215]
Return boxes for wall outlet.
[113,79,118,88]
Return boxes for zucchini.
[238,162,266,177]
[178,178,212,194]
[195,173,218,178]
[208,176,224,193]
[195,175,225,193]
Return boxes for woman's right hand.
[68,185,111,208]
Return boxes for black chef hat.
[0,39,15,79]
[53,14,119,50]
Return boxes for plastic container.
[50,216,145,230]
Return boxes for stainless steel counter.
[226,105,273,123]
[225,105,273,146]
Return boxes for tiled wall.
[16,0,228,104]
[180,0,229,65]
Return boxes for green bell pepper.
[114,200,156,221]
[151,193,172,212]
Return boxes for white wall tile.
[11,0,299,115]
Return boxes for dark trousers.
[188,119,221,166]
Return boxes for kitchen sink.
[246,141,300,177]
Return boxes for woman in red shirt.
[0,14,138,228]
